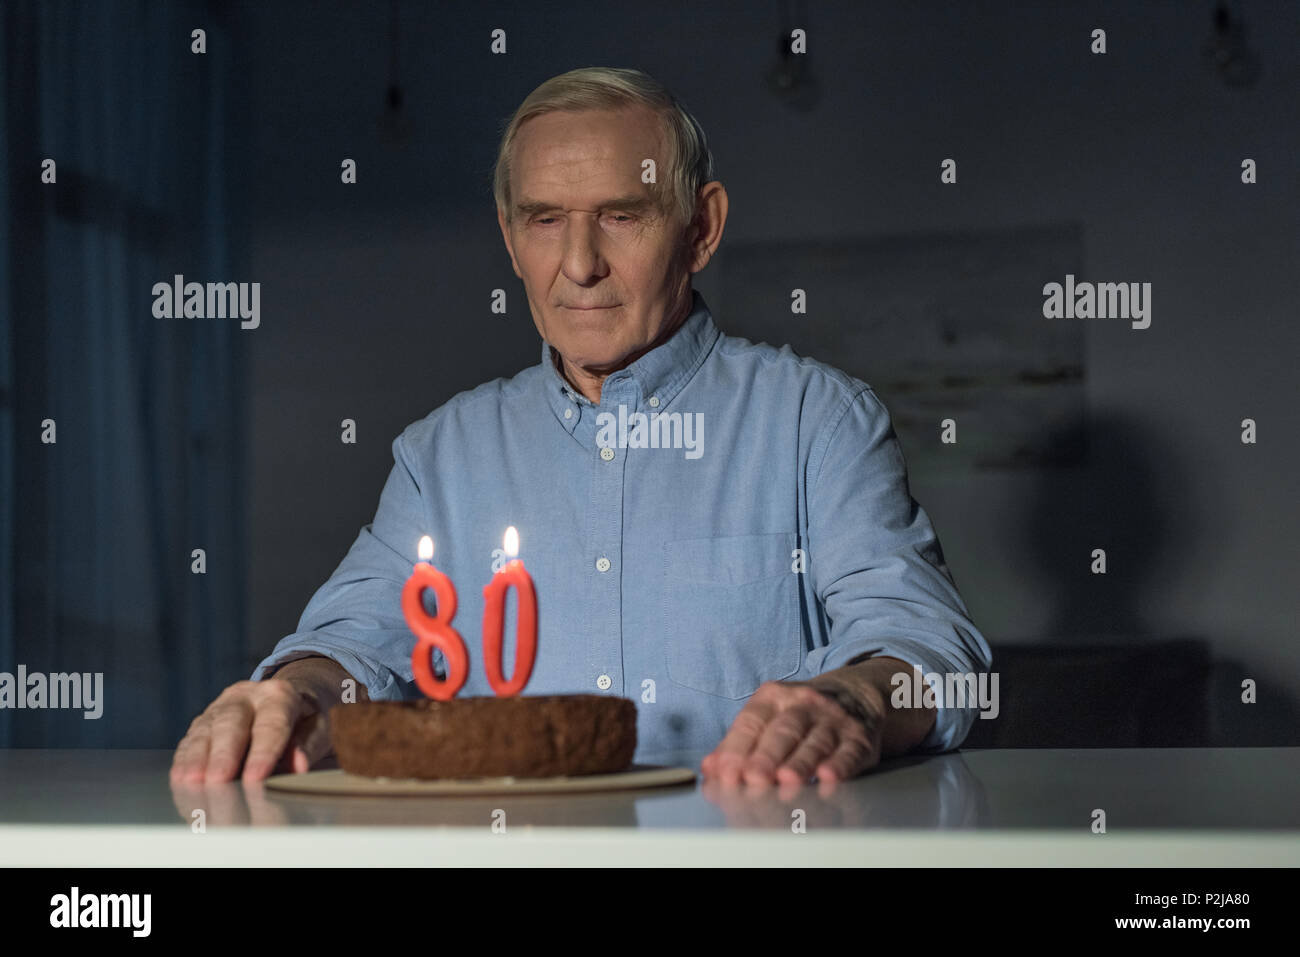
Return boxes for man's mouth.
[561,304,619,310]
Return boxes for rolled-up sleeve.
[805,386,993,752]
[249,431,426,701]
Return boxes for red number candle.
[481,525,538,696]
[402,535,469,700]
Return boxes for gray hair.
[493,67,715,226]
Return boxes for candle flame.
[503,526,519,558]
[418,535,434,562]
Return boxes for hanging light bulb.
[1201,0,1260,89]
[378,0,413,145]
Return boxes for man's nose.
[560,214,608,284]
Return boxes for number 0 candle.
[402,535,469,700]
[481,526,538,696]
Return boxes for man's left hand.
[700,678,884,787]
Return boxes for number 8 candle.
[402,535,468,700]
[481,526,538,696]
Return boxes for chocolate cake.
[329,694,637,779]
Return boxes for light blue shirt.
[252,290,992,759]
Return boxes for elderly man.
[171,67,991,788]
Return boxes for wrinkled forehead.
[509,106,666,197]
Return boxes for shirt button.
[596,674,612,691]
[563,408,573,420]
[648,395,660,408]
[599,446,615,461]
[595,556,611,573]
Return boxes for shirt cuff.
[250,637,401,702]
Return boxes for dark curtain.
[1,0,249,746]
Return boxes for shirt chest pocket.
[661,532,802,699]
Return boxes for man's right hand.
[169,656,362,785]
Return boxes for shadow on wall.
[965,411,1300,748]
[1022,410,1195,639]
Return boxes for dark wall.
[242,1,1299,744]
[5,1,1295,747]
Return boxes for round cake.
[329,694,637,779]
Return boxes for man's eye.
[607,214,635,223]
[533,216,558,225]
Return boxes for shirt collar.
[540,289,720,431]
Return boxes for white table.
[1,748,1296,866]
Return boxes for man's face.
[498,106,693,378]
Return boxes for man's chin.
[562,354,633,376]
[551,339,640,375]
[548,326,631,360]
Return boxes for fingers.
[242,683,306,781]
[741,705,814,786]
[203,696,256,784]
[703,689,776,786]
[773,720,838,785]
[814,729,876,785]
[169,719,212,786]
[702,681,882,788]
[170,679,322,786]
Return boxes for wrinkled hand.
[170,679,332,785]
[701,680,883,787]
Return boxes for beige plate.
[264,764,696,797]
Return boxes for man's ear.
[497,205,522,279]
[687,182,728,274]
